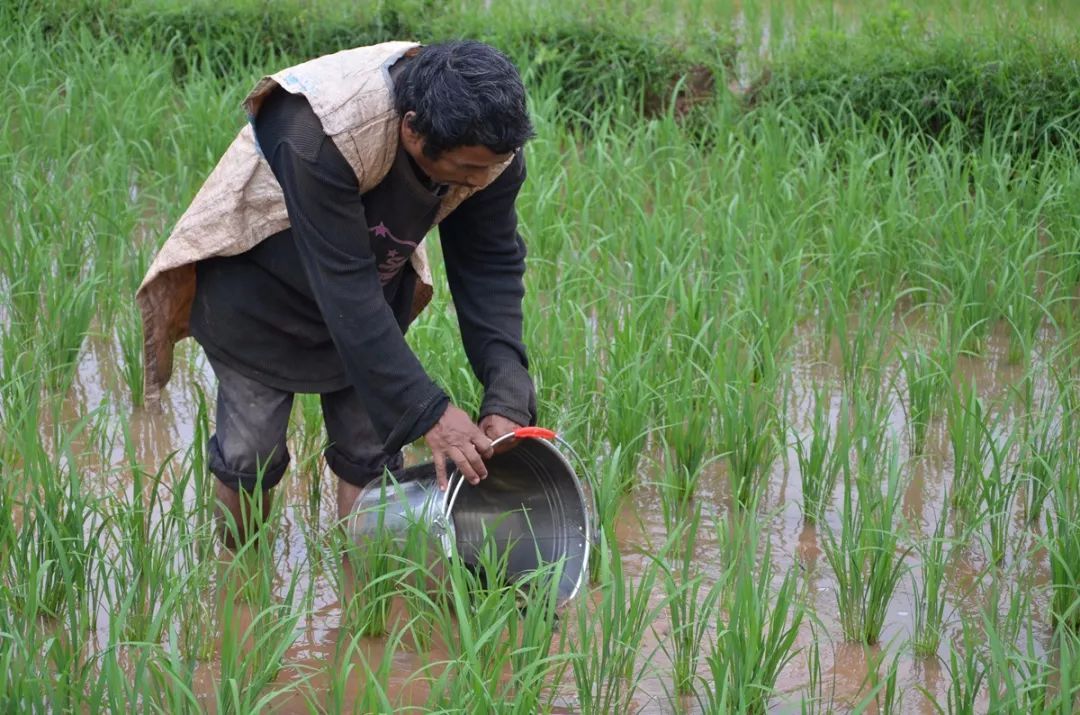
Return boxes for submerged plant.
[821,443,910,645]
[897,335,949,455]
[657,506,721,697]
[704,521,804,714]
[910,498,950,659]
[794,384,845,524]
[572,546,668,714]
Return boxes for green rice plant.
[946,379,991,515]
[333,485,400,638]
[657,455,703,533]
[897,335,949,455]
[421,532,567,713]
[1022,405,1061,524]
[1052,625,1080,712]
[923,619,986,715]
[835,291,896,394]
[105,429,179,642]
[703,524,804,714]
[981,584,1054,712]
[793,384,845,524]
[659,368,715,479]
[910,497,951,659]
[589,447,633,583]
[215,572,308,715]
[38,265,99,393]
[1046,461,1080,631]
[850,646,903,714]
[572,546,668,714]
[600,301,662,475]
[657,505,722,697]
[711,355,780,509]
[821,443,911,645]
[995,219,1054,365]
[323,617,410,714]
[799,634,829,714]
[5,411,106,620]
[732,236,800,384]
[115,301,145,407]
[975,418,1020,566]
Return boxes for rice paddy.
[4,0,1080,712]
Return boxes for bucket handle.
[446,426,591,520]
[511,426,557,440]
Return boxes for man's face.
[400,113,513,188]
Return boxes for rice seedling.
[980,584,1053,712]
[946,379,991,515]
[422,532,567,713]
[711,353,781,509]
[799,634,829,714]
[924,619,986,715]
[703,519,804,714]
[326,624,409,714]
[106,430,179,641]
[657,505,721,697]
[1046,463,1080,631]
[793,384,845,524]
[659,367,716,479]
[975,420,1020,566]
[572,546,669,714]
[657,455,703,532]
[834,291,895,394]
[910,498,950,659]
[333,485,401,638]
[821,443,911,645]
[850,646,903,714]
[897,334,949,456]
[214,574,308,715]
[115,301,145,407]
[1022,404,1061,525]
[588,447,633,583]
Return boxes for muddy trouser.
[206,355,403,492]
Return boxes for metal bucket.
[347,428,592,608]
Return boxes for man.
[136,40,536,542]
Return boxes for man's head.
[394,40,534,188]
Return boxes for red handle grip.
[513,426,557,440]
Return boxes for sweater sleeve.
[254,89,448,453]
[438,151,536,427]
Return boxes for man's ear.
[400,110,423,153]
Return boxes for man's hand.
[425,404,494,491]
[479,414,524,454]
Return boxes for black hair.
[393,40,534,159]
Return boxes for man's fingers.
[449,446,481,485]
[473,432,495,460]
[433,451,449,491]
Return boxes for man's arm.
[438,151,537,439]
[254,90,492,485]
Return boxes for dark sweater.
[190,88,535,455]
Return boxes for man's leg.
[206,356,295,547]
[320,385,404,522]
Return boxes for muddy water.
[58,316,1061,714]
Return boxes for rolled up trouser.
[206,354,403,492]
